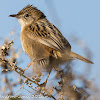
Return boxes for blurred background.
[0,0,99,99]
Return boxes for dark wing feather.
[27,19,71,51]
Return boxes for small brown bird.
[10,5,93,80]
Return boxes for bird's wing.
[26,20,71,51]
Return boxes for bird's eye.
[25,14,29,18]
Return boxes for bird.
[10,5,93,85]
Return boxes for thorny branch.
[0,38,98,100]
[0,40,56,100]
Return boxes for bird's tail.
[70,51,93,64]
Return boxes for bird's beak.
[9,14,18,18]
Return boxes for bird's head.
[10,5,45,29]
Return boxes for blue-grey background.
[0,0,99,93]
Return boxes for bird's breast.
[21,32,34,59]
[20,31,51,60]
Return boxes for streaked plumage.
[10,5,93,69]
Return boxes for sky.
[0,0,100,90]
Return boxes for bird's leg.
[24,60,33,71]
[40,67,52,87]
[45,68,52,83]
[24,58,46,71]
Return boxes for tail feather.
[70,51,93,64]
